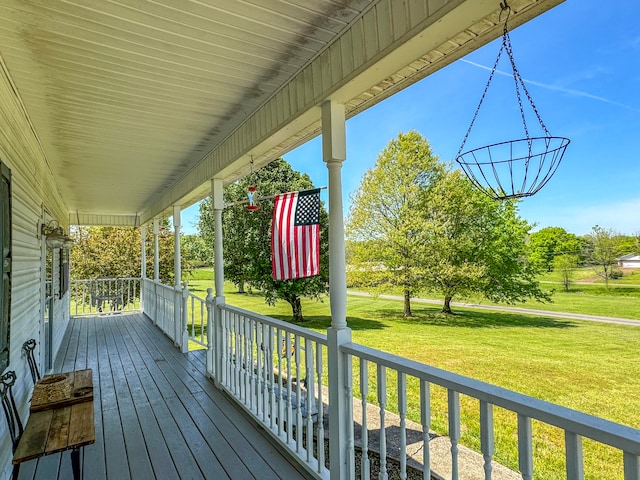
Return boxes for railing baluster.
[258,322,267,422]
[235,311,242,399]
[480,400,495,480]
[316,343,325,476]
[277,328,285,437]
[305,338,314,463]
[268,325,277,430]
[243,316,251,404]
[398,372,407,480]
[448,389,460,480]
[287,335,304,446]
[345,351,354,480]
[378,363,388,480]
[420,381,431,480]
[360,358,370,480]
[221,309,228,387]
[248,318,256,414]
[518,414,534,480]
[565,431,584,480]
[285,331,293,442]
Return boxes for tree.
[553,254,579,292]
[587,225,620,288]
[199,158,329,322]
[528,227,586,272]
[346,131,445,317]
[181,234,212,268]
[419,170,549,314]
[70,225,175,283]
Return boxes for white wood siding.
[0,56,70,479]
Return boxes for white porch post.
[140,224,146,312]
[173,205,183,348]
[212,178,225,385]
[153,218,160,325]
[153,218,160,281]
[322,100,354,480]
[141,225,147,278]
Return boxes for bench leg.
[71,447,81,480]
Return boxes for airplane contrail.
[460,59,640,113]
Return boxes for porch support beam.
[211,178,225,384]
[173,205,184,349]
[212,178,225,299]
[153,218,159,281]
[323,100,354,480]
[140,225,147,279]
[173,205,182,288]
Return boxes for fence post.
[181,281,189,353]
[205,288,214,378]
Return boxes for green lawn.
[185,274,639,479]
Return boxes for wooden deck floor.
[19,313,311,480]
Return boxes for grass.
[183,273,639,479]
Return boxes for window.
[0,162,11,373]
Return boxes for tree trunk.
[287,295,304,323]
[403,288,412,317]
[237,281,245,294]
[442,295,453,314]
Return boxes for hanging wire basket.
[454,1,570,201]
[457,136,570,200]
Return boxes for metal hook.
[499,1,511,25]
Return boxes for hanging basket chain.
[455,18,506,160]
[502,14,551,138]
[454,1,570,201]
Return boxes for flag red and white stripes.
[271,189,321,281]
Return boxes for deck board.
[27,313,310,480]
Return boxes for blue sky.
[182,0,640,237]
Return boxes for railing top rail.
[186,291,206,302]
[73,277,141,283]
[343,341,640,454]
[219,303,328,345]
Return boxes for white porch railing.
[141,278,186,351]
[213,304,329,479]
[207,303,640,480]
[70,277,141,316]
[71,279,640,479]
[342,342,640,480]
[185,287,208,349]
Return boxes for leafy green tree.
[553,254,580,292]
[587,225,621,288]
[347,131,445,317]
[613,234,638,257]
[181,234,212,268]
[199,158,329,322]
[420,170,549,314]
[70,226,175,283]
[528,227,586,272]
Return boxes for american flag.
[271,189,321,281]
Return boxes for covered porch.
[3,1,640,479]
[19,312,307,480]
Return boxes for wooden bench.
[12,369,95,480]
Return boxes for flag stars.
[294,190,320,226]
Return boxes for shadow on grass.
[268,314,387,331]
[384,307,578,329]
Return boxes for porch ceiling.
[0,0,563,226]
